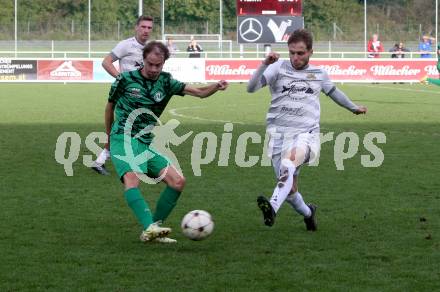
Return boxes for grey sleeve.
[110,40,128,61]
[109,52,119,62]
[247,63,268,93]
[320,69,335,94]
[327,87,359,113]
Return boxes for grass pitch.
[0,82,439,291]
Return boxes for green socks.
[124,188,153,230]
[124,186,181,228]
[427,78,440,86]
[153,186,182,222]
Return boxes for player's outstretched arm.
[102,54,120,78]
[247,52,280,93]
[327,87,367,115]
[183,80,228,98]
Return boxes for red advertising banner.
[205,59,438,82]
[205,60,260,81]
[2,58,438,83]
[309,59,437,81]
[37,60,93,80]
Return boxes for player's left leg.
[268,146,308,212]
[146,167,184,243]
[284,177,317,231]
[143,147,185,223]
[285,176,311,217]
[153,165,185,223]
[257,148,304,227]
[127,147,183,243]
[258,133,305,226]
[122,172,172,242]
[284,133,320,231]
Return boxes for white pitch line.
[168,106,245,124]
[347,84,440,95]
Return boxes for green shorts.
[110,134,170,180]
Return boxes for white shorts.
[267,130,320,178]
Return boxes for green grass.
[0,83,439,291]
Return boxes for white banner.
[163,58,205,83]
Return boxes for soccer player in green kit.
[106,41,228,243]
[93,15,154,176]
[421,44,440,85]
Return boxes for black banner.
[237,16,304,44]
[0,59,37,81]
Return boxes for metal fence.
[0,17,436,43]
[0,20,233,41]
[0,39,433,59]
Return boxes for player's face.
[288,41,312,70]
[136,20,153,43]
[142,53,164,80]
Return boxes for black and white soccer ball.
[181,210,214,241]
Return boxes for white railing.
[0,39,435,59]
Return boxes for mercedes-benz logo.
[239,18,263,42]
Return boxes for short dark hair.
[143,41,170,61]
[136,15,154,25]
[287,29,313,50]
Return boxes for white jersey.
[110,37,145,73]
[263,60,335,135]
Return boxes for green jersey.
[108,69,186,144]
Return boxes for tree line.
[0,0,436,41]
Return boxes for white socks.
[270,159,296,213]
[286,191,311,217]
[95,149,110,166]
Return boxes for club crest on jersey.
[153,91,165,102]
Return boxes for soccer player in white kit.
[247,29,367,231]
[92,15,154,175]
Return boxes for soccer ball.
[181,210,214,241]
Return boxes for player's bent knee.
[163,171,186,191]
[289,147,307,166]
[123,172,140,189]
[171,175,186,191]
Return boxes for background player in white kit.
[92,15,154,175]
[247,29,367,231]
